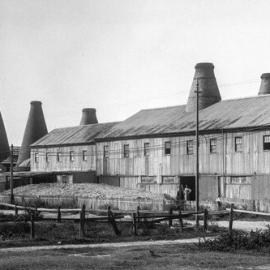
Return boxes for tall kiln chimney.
[80,108,98,125]
[17,101,48,166]
[186,63,221,113]
[0,112,9,162]
[258,73,270,95]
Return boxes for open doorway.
[179,176,195,201]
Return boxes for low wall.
[0,194,165,211]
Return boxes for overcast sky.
[1,0,270,145]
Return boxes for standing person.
[216,196,222,210]
[184,185,192,201]
[176,185,184,204]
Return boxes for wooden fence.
[1,203,267,241]
[0,202,215,240]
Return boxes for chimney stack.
[186,63,221,113]
[258,73,270,95]
[79,108,98,125]
[17,101,48,166]
[0,112,9,162]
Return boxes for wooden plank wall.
[96,130,270,177]
[252,175,270,200]
[199,175,218,200]
[31,145,96,172]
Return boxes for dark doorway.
[180,176,195,201]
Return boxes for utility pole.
[195,78,200,228]
[10,144,14,204]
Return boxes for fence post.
[14,204,18,218]
[137,206,140,224]
[229,204,234,238]
[178,209,183,232]
[24,203,27,223]
[80,204,86,238]
[57,206,61,223]
[108,206,121,236]
[132,213,137,236]
[169,207,173,227]
[35,206,38,220]
[203,208,208,232]
[30,212,35,240]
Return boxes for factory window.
[57,152,61,162]
[45,152,49,163]
[144,143,150,157]
[104,145,109,158]
[186,140,194,155]
[123,144,129,158]
[210,138,217,153]
[235,137,243,152]
[82,150,87,161]
[164,141,171,155]
[70,151,75,162]
[34,153,39,163]
[263,135,270,150]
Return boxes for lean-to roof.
[31,122,118,147]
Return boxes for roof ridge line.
[140,104,186,112]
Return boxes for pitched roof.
[31,122,119,147]
[97,95,270,140]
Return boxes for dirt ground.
[1,244,270,270]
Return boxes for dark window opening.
[144,143,150,157]
[263,135,270,150]
[123,144,129,158]
[104,145,109,158]
[46,153,49,163]
[210,138,217,153]
[82,150,87,161]
[70,151,74,162]
[235,137,243,152]
[186,140,194,155]
[165,141,171,155]
[57,152,61,162]
[34,153,39,163]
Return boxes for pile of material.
[3,183,165,201]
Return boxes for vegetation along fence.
[0,202,233,240]
[0,202,269,241]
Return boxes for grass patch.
[1,244,270,270]
[0,217,220,248]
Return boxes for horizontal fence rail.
[0,202,225,240]
[3,203,267,242]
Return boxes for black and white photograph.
[1,0,270,269]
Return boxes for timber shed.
[29,122,118,184]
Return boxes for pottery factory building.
[28,62,270,211]
[93,63,270,211]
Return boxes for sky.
[1,0,270,145]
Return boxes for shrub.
[199,227,270,251]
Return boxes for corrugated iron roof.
[97,95,270,140]
[31,122,119,147]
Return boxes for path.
[0,236,213,253]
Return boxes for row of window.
[102,135,270,158]
[34,150,88,163]
[33,135,270,162]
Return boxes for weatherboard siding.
[30,145,96,172]
[96,129,270,177]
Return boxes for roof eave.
[95,125,270,142]
[30,141,95,149]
